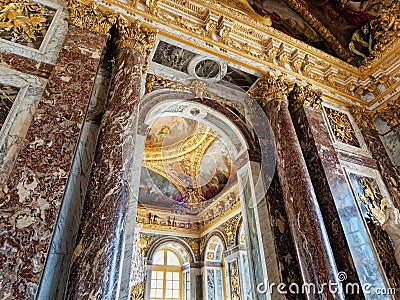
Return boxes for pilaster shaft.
[351,106,400,209]
[251,74,344,299]
[289,84,363,299]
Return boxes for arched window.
[150,247,183,300]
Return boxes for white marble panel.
[0,66,47,187]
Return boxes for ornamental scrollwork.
[115,16,158,73]
[289,83,322,112]
[349,105,376,130]
[66,0,117,34]
[0,0,47,43]
[377,97,400,128]
[248,72,292,106]
[325,108,360,146]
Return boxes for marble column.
[351,107,400,209]
[0,13,115,298]
[288,84,363,299]
[66,19,157,299]
[250,74,344,300]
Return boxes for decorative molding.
[115,16,157,72]
[248,72,292,106]
[88,0,400,110]
[66,0,117,34]
[349,105,376,130]
[289,83,322,112]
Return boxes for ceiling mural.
[248,0,334,55]
[145,116,197,148]
[248,0,389,64]
[140,116,238,219]
[305,0,385,49]
[199,139,236,200]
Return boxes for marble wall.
[0,1,109,295]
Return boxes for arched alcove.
[120,84,278,300]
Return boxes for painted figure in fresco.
[382,207,400,267]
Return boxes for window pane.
[166,290,173,298]
[173,272,179,280]
[156,279,163,288]
[156,289,163,298]
[150,289,156,297]
[167,251,180,266]
[173,281,180,289]
[166,272,173,280]
[151,279,157,287]
[166,281,173,289]
[173,290,179,298]
[153,250,165,265]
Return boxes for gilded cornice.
[248,73,292,106]
[289,83,323,112]
[66,0,117,34]
[349,105,377,130]
[90,0,400,110]
[115,16,158,72]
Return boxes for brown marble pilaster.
[66,18,157,298]
[351,107,400,209]
[288,85,362,299]
[0,24,109,299]
[250,75,344,299]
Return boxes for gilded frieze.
[67,0,400,109]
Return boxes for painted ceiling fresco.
[140,117,236,210]
[247,0,387,63]
[145,116,197,147]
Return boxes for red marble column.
[351,107,400,209]
[288,86,362,299]
[0,24,109,299]
[66,45,145,299]
[252,77,344,299]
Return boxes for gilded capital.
[376,98,400,128]
[115,17,158,72]
[66,0,117,35]
[349,105,376,130]
[289,83,322,112]
[248,73,292,106]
